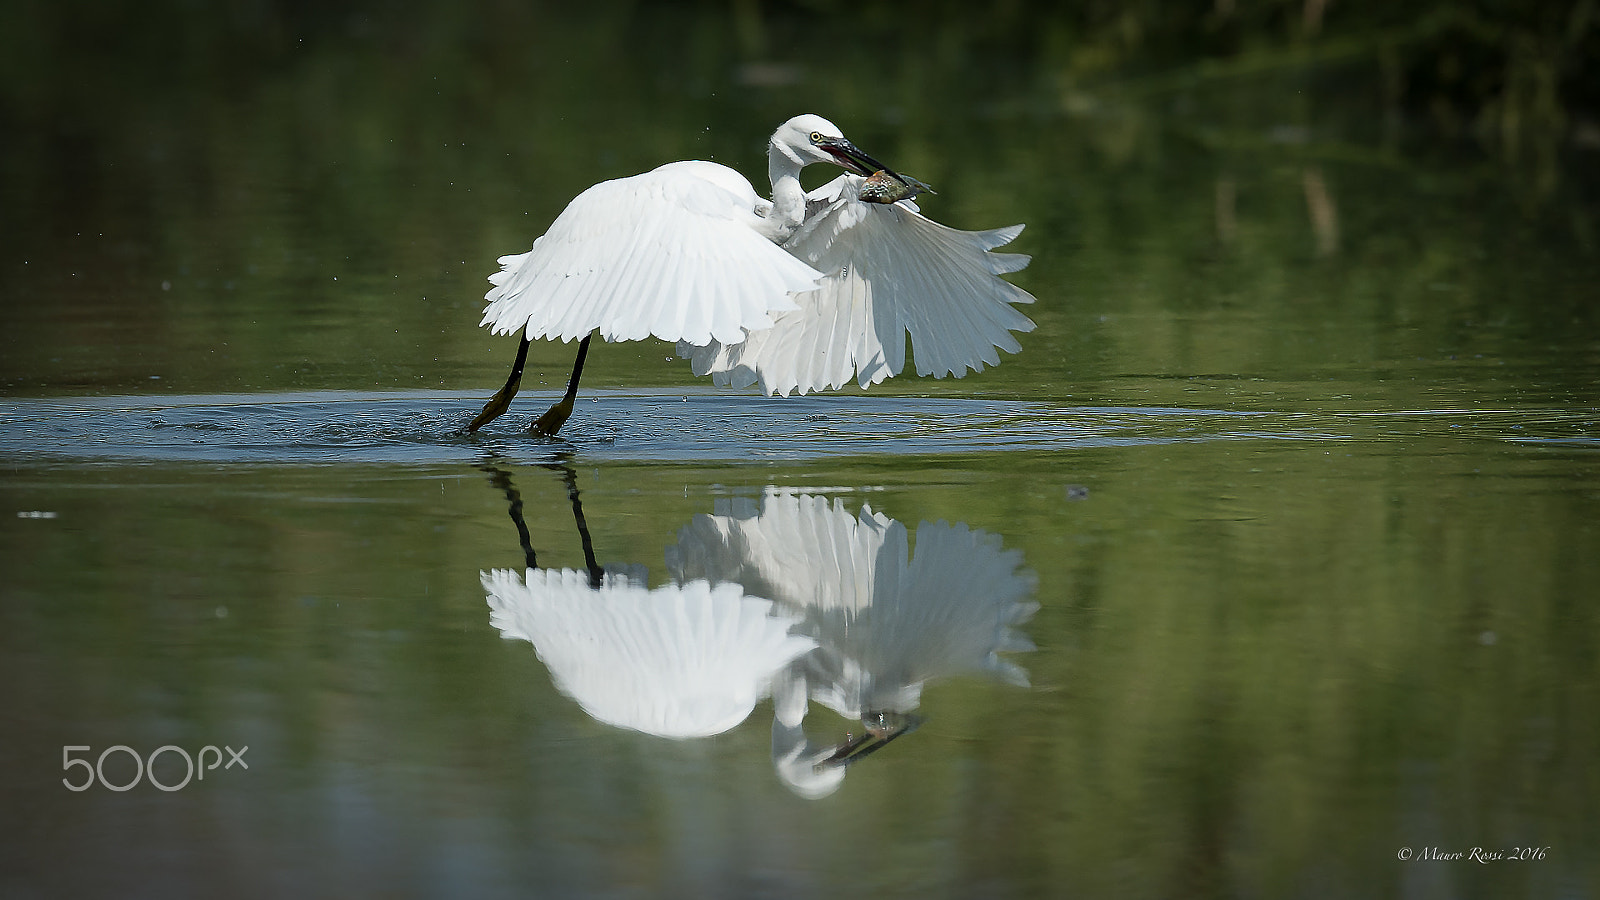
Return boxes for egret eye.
[809,131,823,143]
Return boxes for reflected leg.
[557,464,606,588]
[466,336,532,433]
[482,465,538,570]
[481,461,600,584]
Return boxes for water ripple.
[1,390,1590,465]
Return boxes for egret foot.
[466,336,532,434]
[530,397,574,437]
[529,334,592,438]
[468,334,591,437]
[468,374,522,432]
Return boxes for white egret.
[466,114,1036,435]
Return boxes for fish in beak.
[815,135,936,203]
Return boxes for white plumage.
[468,115,1038,435]
[668,489,1038,798]
[481,161,821,347]
[679,176,1036,396]
[483,567,815,739]
[667,489,1039,716]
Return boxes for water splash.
[2,389,1587,466]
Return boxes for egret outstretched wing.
[481,161,824,347]
[679,175,1036,396]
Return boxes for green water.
[3,5,1599,898]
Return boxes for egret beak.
[817,136,895,178]
[817,137,935,198]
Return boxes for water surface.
[5,390,1597,898]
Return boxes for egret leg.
[466,336,532,433]
[529,335,592,438]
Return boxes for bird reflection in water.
[479,465,1037,798]
[669,491,1038,797]
[481,465,813,739]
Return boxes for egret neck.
[761,141,810,243]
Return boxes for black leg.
[557,465,605,588]
[481,461,600,583]
[482,465,539,570]
[530,334,592,437]
[466,336,532,433]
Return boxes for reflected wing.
[890,519,1040,688]
[680,175,1035,395]
[483,567,815,739]
[667,490,1038,715]
[480,161,823,347]
[666,491,896,614]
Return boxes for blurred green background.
[2,0,1596,405]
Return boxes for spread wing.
[480,161,824,347]
[679,175,1035,396]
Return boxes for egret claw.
[465,336,532,434]
[467,379,520,433]
[530,398,574,437]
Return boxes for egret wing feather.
[681,174,1036,396]
[481,161,821,347]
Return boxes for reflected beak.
[816,712,923,770]
[817,136,895,178]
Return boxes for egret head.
[770,114,893,177]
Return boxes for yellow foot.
[531,398,574,437]
[467,379,521,433]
